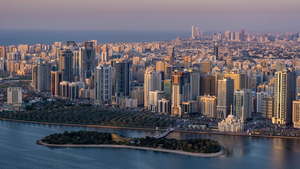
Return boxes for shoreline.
[1,118,300,140]
[36,140,225,158]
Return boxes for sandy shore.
[36,140,225,157]
[2,118,300,140]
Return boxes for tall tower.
[241,29,245,41]
[112,60,130,106]
[33,59,51,92]
[59,48,73,82]
[94,64,113,102]
[79,42,95,82]
[233,89,253,123]
[191,26,196,39]
[51,71,64,96]
[144,68,164,107]
[217,78,234,119]
[214,43,219,60]
[171,70,190,116]
[0,46,6,59]
[273,69,296,125]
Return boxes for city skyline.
[1,0,300,32]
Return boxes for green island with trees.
[0,107,176,128]
[39,130,221,154]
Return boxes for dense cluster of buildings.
[1,27,300,128]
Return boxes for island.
[37,130,224,157]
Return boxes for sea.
[1,120,300,169]
[0,30,192,46]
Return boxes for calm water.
[1,120,300,169]
[0,30,191,46]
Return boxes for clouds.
[0,0,299,31]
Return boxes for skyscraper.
[164,79,172,101]
[51,71,64,96]
[233,89,253,123]
[59,48,73,82]
[293,100,300,128]
[144,68,164,107]
[202,61,211,74]
[273,69,296,125]
[189,70,200,100]
[94,64,113,102]
[171,70,190,116]
[241,29,245,41]
[79,42,95,81]
[0,46,6,59]
[200,75,215,96]
[113,60,130,106]
[32,59,51,92]
[217,78,234,119]
[214,43,219,60]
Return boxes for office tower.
[69,81,85,99]
[230,32,235,41]
[130,88,144,107]
[182,101,198,117]
[200,75,215,95]
[200,30,204,37]
[241,29,245,41]
[256,92,269,113]
[0,46,6,59]
[171,70,190,116]
[144,68,164,107]
[214,43,219,60]
[51,71,63,96]
[262,95,274,119]
[189,70,200,100]
[32,60,51,92]
[158,98,170,114]
[94,64,113,101]
[60,81,70,98]
[32,65,38,90]
[59,48,73,82]
[217,78,234,119]
[293,100,300,128]
[7,87,22,106]
[191,26,196,39]
[113,60,130,106]
[225,31,231,41]
[101,45,108,62]
[73,50,80,78]
[164,79,172,101]
[202,61,211,74]
[199,95,217,118]
[235,32,241,41]
[273,69,296,125]
[148,90,164,112]
[234,89,253,123]
[79,42,95,81]
[156,61,165,72]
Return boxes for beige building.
[293,100,300,128]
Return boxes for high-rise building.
[234,89,253,123]
[69,81,85,99]
[202,61,211,74]
[59,48,73,82]
[51,71,63,96]
[256,92,269,113]
[79,42,95,81]
[112,60,130,106]
[262,95,274,119]
[164,79,172,101]
[0,46,6,59]
[60,81,70,98]
[293,100,300,128]
[214,43,219,60]
[7,87,22,106]
[199,95,217,118]
[217,78,234,119]
[200,75,215,96]
[158,98,170,114]
[148,90,164,112]
[273,69,296,125]
[156,61,165,72]
[144,68,164,107]
[94,64,113,102]
[32,60,51,92]
[130,88,144,107]
[241,29,245,41]
[191,26,196,39]
[171,70,190,116]
[189,70,200,100]
[225,31,231,41]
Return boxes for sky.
[0,0,299,32]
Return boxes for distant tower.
[214,43,219,60]
[79,42,95,82]
[191,26,196,39]
[59,48,73,82]
[241,29,245,41]
[233,89,253,123]
[94,64,113,101]
[112,60,130,106]
[51,71,64,96]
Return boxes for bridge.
[154,128,175,139]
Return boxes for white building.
[234,89,253,123]
[148,90,164,112]
[7,87,22,106]
[94,64,113,101]
[218,114,244,132]
[144,68,164,107]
